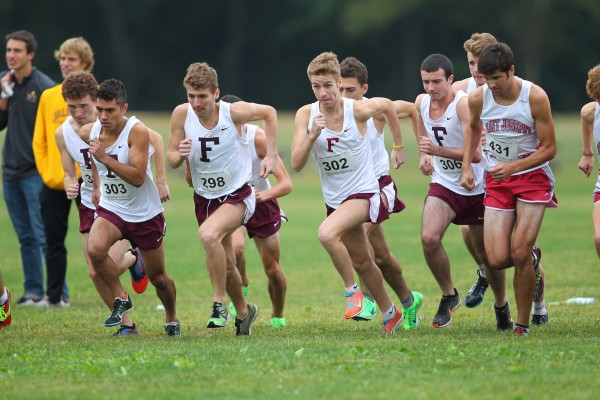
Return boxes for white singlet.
[466,77,478,95]
[308,98,379,209]
[421,90,485,195]
[186,101,251,199]
[90,116,163,222]
[246,124,272,193]
[481,79,548,175]
[62,117,95,209]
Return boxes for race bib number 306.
[195,170,231,193]
[101,176,135,200]
[318,151,357,175]
[435,156,462,174]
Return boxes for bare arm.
[461,87,484,191]
[167,104,190,169]
[149,128,170,202]
[291,105,319,172]
[253,129,292,202]
[230,101,278,177]
[56,126,79,200]
[394,100,419,144]
[579,101,597,177]
[355,97,406,168]
[89,123,150,187]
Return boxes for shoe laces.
[113,298,129,314]
[211,303,227,319]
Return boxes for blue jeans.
[3,174,46,298]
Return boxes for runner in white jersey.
[461,43,557,337]
[578,64,600,260]
[416,53,510,330]
[168,62,278,336]
[452,32,499,309]
[185,93,290,328]
[292,52,408,335]
[57,72,170,333]
[338,56,423,329]
[81,78,180,337]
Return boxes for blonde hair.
[307,52,340,80]
[54,37,95,72]
[463,33,497,56]
[183,62,218,92]
[586,64,600,101]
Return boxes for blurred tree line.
[1,0,598,112]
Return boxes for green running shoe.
[352,296,377,321]
[271,317,286,328]
[403,291,423,331]
[207,302,229,328]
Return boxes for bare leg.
[254,233,287,318]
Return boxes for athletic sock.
[0,288,7,305]
[401,292,414,309]
[478,263,487,278]
[383,305,395,319]
[533,300,547,315]
[345,283,360,294]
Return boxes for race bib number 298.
[195,170,231,193]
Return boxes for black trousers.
[40,184,73,303]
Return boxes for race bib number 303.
[100,176,135,200]
[195,170,232,193]
[318,151,357,175]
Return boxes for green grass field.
[1,112,599,399]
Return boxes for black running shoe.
[532,246,544,301]
[494,302,514,331]
[104,294,133,327]
[432,289,461,328]
[465,270,489,308]
[165,321,182,337]
[531,313,549,325]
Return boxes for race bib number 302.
[195,170,232,193]
[318,151,357,175]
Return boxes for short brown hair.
[307,52,340,80]
[183,62,218,92]
[5,30,37,53]
[340,57,368,85]
[586,64,600,101]
[62,71,98,101]
[463,33,497,57]
[54,37,95,72]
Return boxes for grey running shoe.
[513,324,529,336]
[207,302,229,328]
[104,294,133,327]
[494,302,514,331]
[165,321,182,337]
[531,313,549,325]
[235,303,259,336]
[16,295,42,306]
[432,290,461,328]
[532,246,544,301]
[465,270,489,308]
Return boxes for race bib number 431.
[486,133,518,162]
[318,151,357,175]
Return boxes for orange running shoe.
[128,247,148,294]
[345,291,364,319]
[0,288,12,329]
[381,306,403,334]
